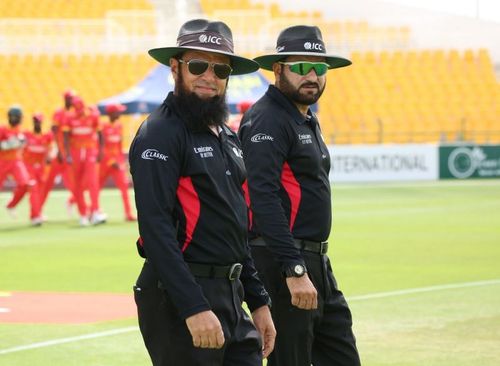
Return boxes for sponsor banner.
[439,145,500,179]
[328,144,438,182]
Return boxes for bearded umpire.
[129,19,275,366]
[239,25,361,366]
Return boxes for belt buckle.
[319,241,328,255]
[228,263,242,280]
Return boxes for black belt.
[249,237,328,255]
[187,262,243,281]
[146,259,243,281]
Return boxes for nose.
[200,64,217,81]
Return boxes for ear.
[170,58,179,81]
[272,62,281,84]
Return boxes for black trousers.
[251,246,361,366]
[134,262,263,366]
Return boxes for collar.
[266,85,312,126]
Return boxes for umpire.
[239,25,361,366]
[130,19,275,366]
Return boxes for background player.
[41,90,76,213]
[63,96,107,226]
[100,103,136,221]
[0,106,31,219]
[23,113,53,226]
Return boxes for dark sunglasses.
[178,59,233,79]
[279,61,330,76]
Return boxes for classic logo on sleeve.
[250,133,274,143]
[141,149,168,161]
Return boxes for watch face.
[294,264,305,276]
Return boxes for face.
[170,50,230,99]
[64,95,73,109]
[274,55,327,106]
[108,111,121,122]
[33,118,42,132]
[8,113,22,126]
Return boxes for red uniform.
[63,107,102,217]
[23,131,53,219]
[0,125,31,210]
[99,121,134,220]
[41,107,75,206]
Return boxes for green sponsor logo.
[440,145,500,179]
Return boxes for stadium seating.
[200,1,410,52]
[319,48,500,144]
[0,53,155,147]
[0,0,153,18]
[1,1,498,147]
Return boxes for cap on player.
[33,112,44,122]
[63,89,77,98]
[8,105,23,116]
[105,104,127,115]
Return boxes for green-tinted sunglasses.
[279,61,330,76]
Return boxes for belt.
[187,262,243,281]
[249,237,328,255]
[146,259,243,281]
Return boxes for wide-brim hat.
[148,19,259,75]
[254,25,351,71]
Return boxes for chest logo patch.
[194,146,214,158]
[141,149,168,161]
[298,133,313,144]
[251,133,274,143]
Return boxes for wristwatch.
[284,264,307,278]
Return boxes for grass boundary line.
[348,278,500,301]
[1,278,500,355]
[0,326,139,355]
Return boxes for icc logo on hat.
[304,42,323,51]
[199,34,222,45]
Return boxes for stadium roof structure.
[97,64,269,115]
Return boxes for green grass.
[1,181,500,365]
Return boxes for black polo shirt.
[239,85,331,270]
[129,92,270,320]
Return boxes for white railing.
[0,10,165,55]
[0,8,412,56]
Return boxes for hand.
[286,275,318,310]
[251,305,276,358]
[66,155,73,164]
[185,310,225,349]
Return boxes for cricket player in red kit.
[23,113,53,226]
[41,89,76,210]
[63,96,107,226]
[100,104,136,221]
[0,106,31,218]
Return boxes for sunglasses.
[178,59,233,79]
[279,61,330,76]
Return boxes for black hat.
[148,19,259,75]
[254,25,351,71]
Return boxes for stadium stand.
[320,48,500,144]
[1,0,498,147]
[0,0,153,18]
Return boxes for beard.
[278,70,326,106]
[173,71,229,132]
